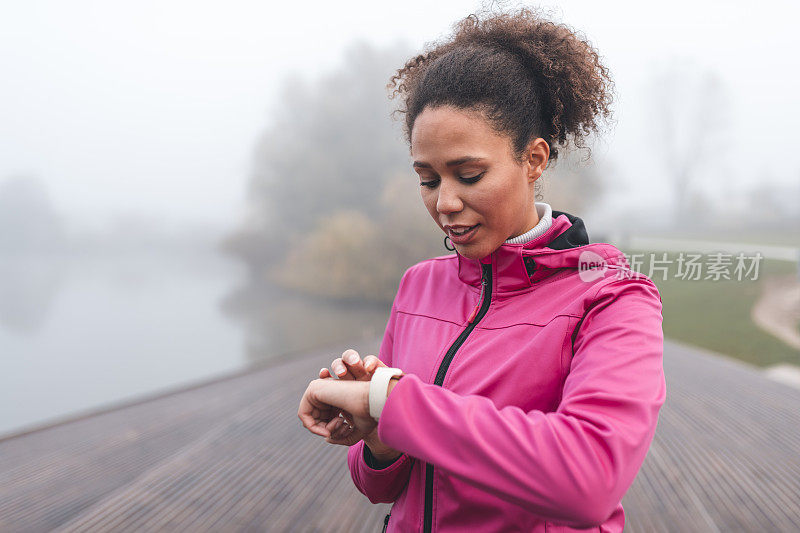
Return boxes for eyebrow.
[412,156,486,169]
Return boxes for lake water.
[0,250,391,437]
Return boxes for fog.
[2,0,798,231]
[1,0,798,435]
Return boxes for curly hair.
[387,6,615,167]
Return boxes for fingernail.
[334,364,346,375]
[345,351,360,364]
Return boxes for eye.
[419,171,485,189]
[459,171,485,184]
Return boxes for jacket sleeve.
[376,276,666,527]
[347,281,417,504]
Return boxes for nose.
[436,179,463,215]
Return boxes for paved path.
[752,273,800,351]
[1,338,799,532]
[617,235,799,262]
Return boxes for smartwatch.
[369,367,404,421]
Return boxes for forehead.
[410,106,509,161]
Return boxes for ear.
[525,138,550,183]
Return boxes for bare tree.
[0,175,64,253]
[647,59,729,228]
[223,40,609,299]
[222,41,415,273]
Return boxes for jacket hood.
[456,209,629,292]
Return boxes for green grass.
[620,249,800,368]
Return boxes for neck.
[505,202,553,244]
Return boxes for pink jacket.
[347,210,666,532]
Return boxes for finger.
[330,358,353,380]
[309,422,331,438]
[332,420,352,440]
[331,410,353,434]
[311,404,336,425]
[325,416,343,434]
[362,356,378,373]
[342,349,369,380]
[298,409,331,438]
[326,426,359,445]
[341,413,353,427]
[362,355,387,373]
[319,369,342,383]
[298,388,318,430]
[325,433,349,445]
[337,426,355,441]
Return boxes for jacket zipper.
[423,262,493,533]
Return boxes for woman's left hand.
[298,378,377,444]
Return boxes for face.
[410,105,550,260]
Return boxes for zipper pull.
[467,278,487,323]
[467,304,479,324]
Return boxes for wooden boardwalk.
[1,338,799,532]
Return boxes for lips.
[450,225,477,235]
[447,224,480,244]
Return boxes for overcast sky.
[1,0,798,232]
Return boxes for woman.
[298,8,665,532]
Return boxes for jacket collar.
[456,210,627,293]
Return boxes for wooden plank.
[0,338,798,531]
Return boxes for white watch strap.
[369,367,404,421]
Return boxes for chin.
[455,242,492,260]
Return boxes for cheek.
[477,183,517,225]
[470,190,499,220]
[420,190,439,220]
